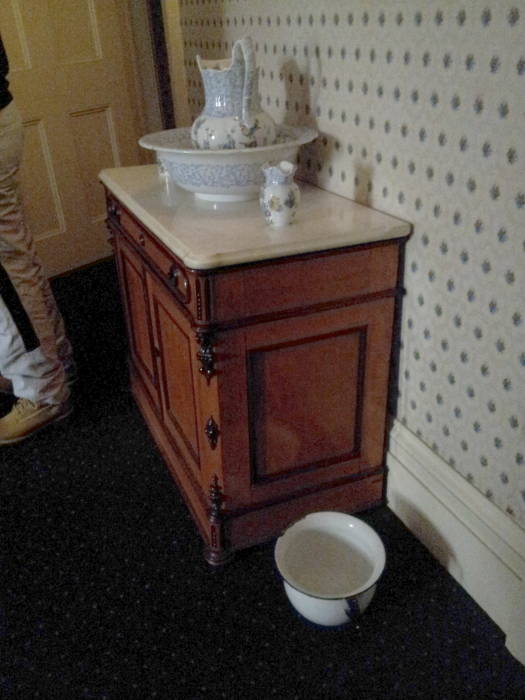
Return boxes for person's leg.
[0,295,72,443]
[0,294,66,402]
[0,102,74,405]
[0,101,73,442]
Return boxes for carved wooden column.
[195,329,216,383]
[204,475,233,566]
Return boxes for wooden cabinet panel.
[115,235,159,408]
[210,243,399,323]
[148,271,200,473]
[227,472,385,551]
[218,297,395,509]
[248,326,363,481]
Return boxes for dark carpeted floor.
[2,259,525,699]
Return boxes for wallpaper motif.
[179,0,525,530]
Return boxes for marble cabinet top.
[99,165,411,270]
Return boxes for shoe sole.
[0,403,73,445]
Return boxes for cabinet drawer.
[120,209,191,305]
[210,242,400,323]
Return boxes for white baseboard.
[386,419,525,666]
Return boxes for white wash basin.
[139,125,317,202]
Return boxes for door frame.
[146,0,175,129]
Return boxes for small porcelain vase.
[191,36,277,150]
[260,161,300,227]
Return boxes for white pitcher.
[191,37,277,150]
[260,161,300,227]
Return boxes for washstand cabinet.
[100,165,411,564]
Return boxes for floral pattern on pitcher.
[260,161,300,227]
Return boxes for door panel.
[0,0,145,275]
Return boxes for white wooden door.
[1,0,146,276]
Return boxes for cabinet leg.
[204,542,234,566]
[204,475,234,566]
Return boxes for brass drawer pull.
[107,200,120,220]
[168,264,179,286]
[168,264,191,303]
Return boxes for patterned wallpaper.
[177,0,525,530]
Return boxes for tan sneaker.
[0,396,73,444]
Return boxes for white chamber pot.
[274,511,386,627]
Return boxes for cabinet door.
[114,235,159,407]
[219,297,395,507]
[147,271,202,479]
